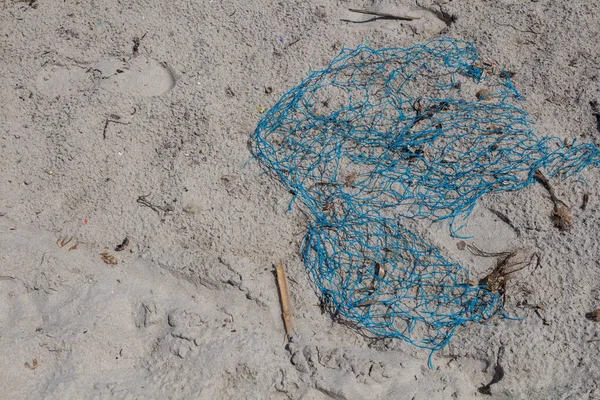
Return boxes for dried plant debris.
[468,245,538,303]
[347,8,420,21]
[132,32,147,56]
[100,252,118,266]
[344,171,358,187]
[487,207,521,237]
[552,206,572,231]
[57,235,79,251]
[24,358,39,370]
[322,202,334,212]
[102,118,130,140]
[137,194,173,215]
[56,236,72,248]
[476,88,493,101]
[581,193,589,210]
[517,301,549,325]
[590,100,600,134]
[14,0,38,9]
[114,237,129,252]
[585,309,600,322]
[534,170,572,231]
[275,260,297,341]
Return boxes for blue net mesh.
[251,38,600,360]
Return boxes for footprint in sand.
[35,65,94,97]
[35,56,176,98]
[94,56,176,97]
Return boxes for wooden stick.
[275,260,297,340]
[348,8,420,21]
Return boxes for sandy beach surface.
[1,0,600,398]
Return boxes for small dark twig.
[132,32,147,56]
[581,193,589,210]
[496,21,540,35]
[103,119,130,140]
[534,170,572,231]
[414,0,455,28]
[488,208,521,237]
[590,101,600,135]
[533,170,564,204]
[15,0,38,9]
[470,245,537,304]
[467,244,512,259]
[137,194,171,215]
[534,308,550,326]
[115,237,130,252]
[348,8,420,21]
[287,38,301,47]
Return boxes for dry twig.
[534,170,572,231]
[100,252,118,266]
[348,8,420,21]
[468,245,538,303]
[115,237,130,252]
[275,260,297,341]
[56,236,72,248]
[24,358,39,370]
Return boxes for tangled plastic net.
[251,38,600,360]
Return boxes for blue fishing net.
[251,38,600,360]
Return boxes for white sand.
[1,0,600,398]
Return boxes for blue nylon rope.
[251,38,600,363]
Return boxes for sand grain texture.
[1,0,600,398]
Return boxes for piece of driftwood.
[275,260,297,340]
